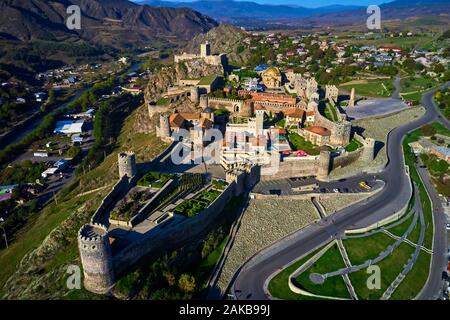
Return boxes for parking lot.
[252,175,382,196]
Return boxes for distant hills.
[139,0,364,20]
[0,0,218,46]
[139,0,450,28]
[297,0,450,29]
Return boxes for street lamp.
[0,218,8,249]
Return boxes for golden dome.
[264,66,281,77]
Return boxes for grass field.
[348,242,415,300]
[344,138,363,152]
[400,77,438,103]
[390,252,431,300]
[0,103,168,299]
[268,247,324,300]
[339,79,394,98]
[339,34,435,51]
[343,233,396,266]
[323,102,339,122]
[287,131,320,155]
[294,244,350,299]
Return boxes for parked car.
[442,271,448,281]
[446,223,450,231]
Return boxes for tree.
[67,146,82,160]
[178,274,196,293]
[163,271,176,287]
[434,63,445,75]
[421,124,436,137]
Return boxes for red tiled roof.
[169,113,185,128]
[284,108,304,118]
[199,117,213,129]
[305,126,331,136]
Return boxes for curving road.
[230,82,450,301]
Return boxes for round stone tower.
[200,95,208,110]
[362,138,376,162]
[159,114,171,138]
[78,224,114,294]
[190,86,200,104]
[317,151,331,180]
[118,151,136,179]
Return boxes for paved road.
[230,82,450,300]
[416,155,448,299]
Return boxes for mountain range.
[0,0,218,46]
[139,0,450,27]
[139,0,364,20]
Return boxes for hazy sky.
[134,0,391,8]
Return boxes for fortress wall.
[314,104,338,132]
[91,176,132,225]
[93,143,177,225]
[331,149,364,170]
[207,97,243,114]
[354,132,366,144]
[112,181,237,276]
[264,157,319,179]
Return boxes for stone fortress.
[78,146,262,294]
[78,43,378,295]
[174,42,227,67]
[153,49,376,179]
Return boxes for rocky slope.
[183,24,251,65]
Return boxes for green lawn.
[174,189,221,217]
[403,129,435,250]
[137,171,174,188]
[323,103,339,122]
[268,247,324,300]
[390,252,431,300]
[198,75,219,86]
[339,79,394,98]
[386,212,415,238]
[344,138,363,152]
[348,242,415,300]
[288,131,320,155]
[156,97,170,105]
[343,232,396,266]
[276,118,286,128]
[340,34,434,51]
[294,244,351,299]
[400,77,439,104]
